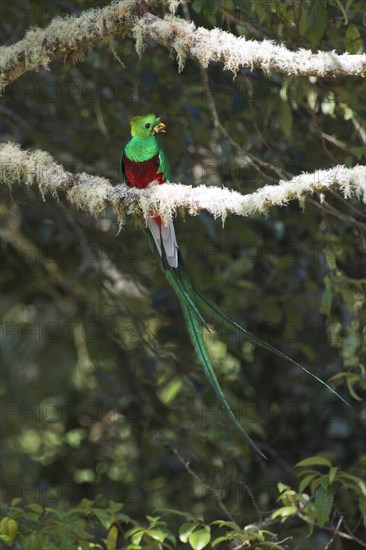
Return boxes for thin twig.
[172,448,236,522]
[200,68,288,183]
[308,197,366,231]
[351,116,366,145]
[296,512,366,548]
[324,516,343,550]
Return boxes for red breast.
[122,154,165,189]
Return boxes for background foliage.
[1,0,365,548]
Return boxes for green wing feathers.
[158,146,172,181]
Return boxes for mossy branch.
[1,1,365,95]
[136,14,366,77]
[1,142,365,227]
[0,0,180,94]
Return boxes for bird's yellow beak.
[153,122,166,133]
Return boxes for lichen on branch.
[1,0,365,95]
[1,143,365,228]
[0,0,181,93]
[135,14,366,77]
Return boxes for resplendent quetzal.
[121,113,348,459]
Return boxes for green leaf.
[321,285,333,316]
[165,532,177,545]
[299,473,319,493]
[244,526,264,541]
[146,515,160,524]
[94,509,113,530]
[350,147,364,160]
[106,526,118,550]
[279,100,293,134]
[296,456,332,468]
[131,530,145,545]
[319,474,331,489]
[118,512,132,524]
[346,25,362,54]
[108,501,124,512]
[336,473,366,497]
[307,0,327,48]
[359,496,366,526]
[179,522,197,543]
[210,520,240,531]
[188,526,211,550]
[271,506,297,521]
[10,498,22,507]
[277,482,290,494]
[277,484,298,506]
[212,535,235,547]
[26,503,43,515]
[0,534,13,546]
[328,467,338,484]
[126,527,145,538]
[0,518,18,545]
[5,520,17,544]
[344,106,353,120]
[314,486,333,527]
[0,518,10,534]
[159,377,182,404]
[19,534,43,550]
[147,529,166,542]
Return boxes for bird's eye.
[145,123,151,128]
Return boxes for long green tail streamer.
[188,271,350,408]
[148,236,349,458]
[173,277,266,459]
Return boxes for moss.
[138,15,366,78]
[1,0,365,94]
[133,23,146,57]
[0,0,153,93]
[1,143,365,228]
[167,0,183,13]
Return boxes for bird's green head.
[129,113,166,138]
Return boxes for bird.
[121,113,348,459]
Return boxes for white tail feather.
[147,218,178,268]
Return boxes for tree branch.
[135,13,366,77]
[1,142,365,226]
[0,0,180,94]
[1,0,365,95]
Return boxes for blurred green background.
[0,1,365,548]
